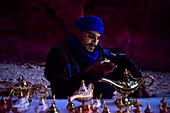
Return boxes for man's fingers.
[104,70,113,76]
[112,64,118,69]
[103,64,118,76]
[100,58,110,64]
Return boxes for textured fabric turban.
[75,15,104,36]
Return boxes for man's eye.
[88,34,96,39]
[87,33,102,40]
[97,36,101,40]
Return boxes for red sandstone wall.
[0,0,169,71]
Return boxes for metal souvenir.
[0,75,48,112]
[99,69,154,106]
[67,80,94,112]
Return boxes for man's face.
[79,31,102,53]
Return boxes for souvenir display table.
[6,97,169,113]
[0,73,169,112]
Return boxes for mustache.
[86,43,97,47]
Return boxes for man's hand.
[84,58,117,76]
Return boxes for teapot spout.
[70,92,93,102]
[99,78,124,89]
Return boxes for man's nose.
[92,38,99,44]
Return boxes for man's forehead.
[85,31,102,37]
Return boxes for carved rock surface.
[0,0,170,71]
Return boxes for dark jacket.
[44,37,142,99]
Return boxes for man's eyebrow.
[87,32,101,37]
[87,31,94,34]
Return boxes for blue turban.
[75,16,104,36]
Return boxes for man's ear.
[75,28,82,38]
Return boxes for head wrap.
[75,15,104,36]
